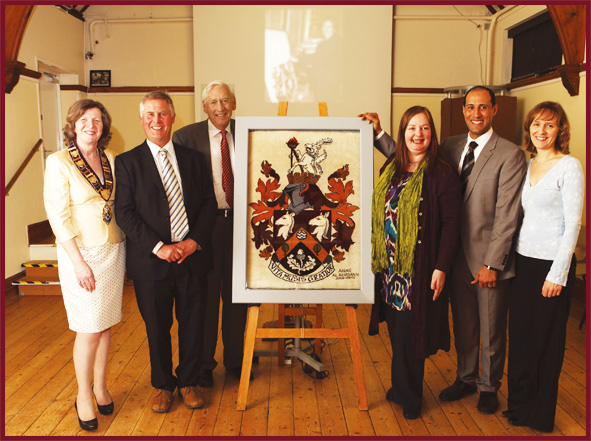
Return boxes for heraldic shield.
[271,210,333,281]
[249,135,359,286]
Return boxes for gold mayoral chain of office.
[68,141,114,224]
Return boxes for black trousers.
[507,253,575,432]
[134,261,206,391]
[385,304,425,410]
[200,214,247,372]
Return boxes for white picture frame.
[232,116,374,304]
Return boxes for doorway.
[36,60,78,160]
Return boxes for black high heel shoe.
[74,401,98,431]
[93,390,114,415]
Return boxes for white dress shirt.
[208,119,235,210]
[456,127,494,174]
[146,139,186,252]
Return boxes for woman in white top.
[505,101,584,433]
[44,100,125,431]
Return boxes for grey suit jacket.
[172,119,236,182]
[375,131,396,158]
[440,132,526,280]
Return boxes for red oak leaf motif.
[333,203,359,226]
[254,178,282,202]
[325,178,355,205]
[250,200,275,225]
[261,160,280,181]
[259,246,273,260]
[332,248,345,262]
[250,176,286,234]
[261,160,272,176]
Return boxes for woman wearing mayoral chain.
[44,99,125,431]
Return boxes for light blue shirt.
[516,155,584,286]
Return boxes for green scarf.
[371,159,426,275]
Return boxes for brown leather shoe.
[178,386,206,409]
[151,389,174,413]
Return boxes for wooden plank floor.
[3,281,588,437]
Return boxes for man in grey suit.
[436,86,526,414]
[172,81,248,388]
[360,86,526,414]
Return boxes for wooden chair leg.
[237,305,259,411]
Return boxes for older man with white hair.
[173,81,249,388]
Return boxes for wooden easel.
[236,101,368,411]
[277,101,326,365]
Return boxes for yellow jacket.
[44,148,124,247]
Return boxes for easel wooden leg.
[237,305,259,411]
[346,306,368,410]
[315,304,323,355]
[277,304,285,365]
[277,101,288,116]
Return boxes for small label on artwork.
[333,268,359,280]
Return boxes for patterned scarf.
[371,159,425,275]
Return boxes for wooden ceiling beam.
[4,5,40,94]
[547,5,586,96]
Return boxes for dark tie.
[461,141,478,192]
[220,130,234,208]
[159,148,189,240]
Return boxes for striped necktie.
[220,130,234,208]
[159,148,189,240]
[461,141,478,193]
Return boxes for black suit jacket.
[114,141,217,281]
[172,119,236,182]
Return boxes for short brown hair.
[522,101,570,155]
[63,99,112,150]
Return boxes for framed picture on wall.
[89,70,111,87]
[232,116,374,304]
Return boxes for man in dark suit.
[360,86,526,414]
[172,81,248,388]
[115,91,217,413]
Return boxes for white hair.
[201,81,235,103]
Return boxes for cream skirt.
[57,241,125,333]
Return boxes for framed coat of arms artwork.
[232,117,374,304]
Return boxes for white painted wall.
[5,6,84,278]
[85,18,194,87]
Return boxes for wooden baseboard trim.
[5,271,25,292]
